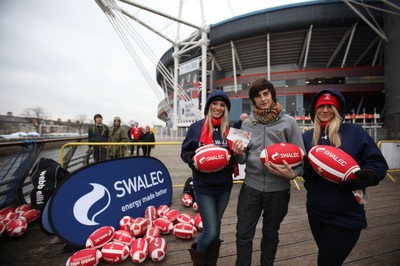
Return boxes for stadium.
[155,0,400,140]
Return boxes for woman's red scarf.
[199,116,239,176]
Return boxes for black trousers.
[308,215,361,266]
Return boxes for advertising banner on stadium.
[178,57,201,122]
[47,157,173,248]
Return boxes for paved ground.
[0,142,399,265]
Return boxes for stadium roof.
[157,0,385,82]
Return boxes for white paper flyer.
[227,127,251,147]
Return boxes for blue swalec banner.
[47,156,173,248]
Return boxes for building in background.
[156,0,400,140]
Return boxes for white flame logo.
[73,183,111,226]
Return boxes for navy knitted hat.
[204,90,231,115]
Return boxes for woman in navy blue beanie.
[181,89,235,266]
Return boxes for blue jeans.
[236,184,290,266]
[195,189,231,253]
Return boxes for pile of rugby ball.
[0,203,41,238]
[66,204,203,265]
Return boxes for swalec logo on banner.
[47,156,172,248]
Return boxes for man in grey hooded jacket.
[232,78,304,266]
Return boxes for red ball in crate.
[308,145,360,184]
[101,241,130,264]
[193,145,230,173]
[260,143,304,168]
[86,226,115,249]
[66,248,102,266]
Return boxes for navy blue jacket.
[302,89,388,229]
[181,119,234,195]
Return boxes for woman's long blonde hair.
[312,106,343,148]
[206,104,229,139]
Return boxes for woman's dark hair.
[248,78,276,105]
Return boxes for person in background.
[302,89,388,266]
[128,122,142,156]
[233,112,249,129]
[108,116,129,159]
[140,125,155,157]
[231,78,305,266]
[88,114,109,163]
[181,89,237,266]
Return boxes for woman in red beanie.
[302,89,388,265]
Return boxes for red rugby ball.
[156,205,170,217]
[308,145,360,184]
[260,143,304,168]
[144,226,161,243]
[130,238,148,264]
[193,145,230,173]
[0,211,18,226]
[148,237,167,262]
[194,213,203,231]
[144,206,158,224]
[192,202,198,212]
[0,207,15,216]
[177,213,195,225]
[181,193,193,207]
[101,241,130,264]
[119,216,134,231]
[153,218,173,234]
[130,217,150,237]
[86,225,115,249]
[15,204,31,215]
[164,209,180,223]
[20,209,41,224]
[66,248,102,266]
[113,229,135,246]
[6,218,28,237]
[173,222,197,239]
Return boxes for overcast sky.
[0,0,309,127]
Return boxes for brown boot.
[207,239,222,266]
[189,242,208,266]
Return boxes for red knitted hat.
[314,93,340,112]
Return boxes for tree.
[22,107,50,133]
[75,114,88,134]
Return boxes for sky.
[0,0,310,127]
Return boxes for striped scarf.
[252,101,282,125]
